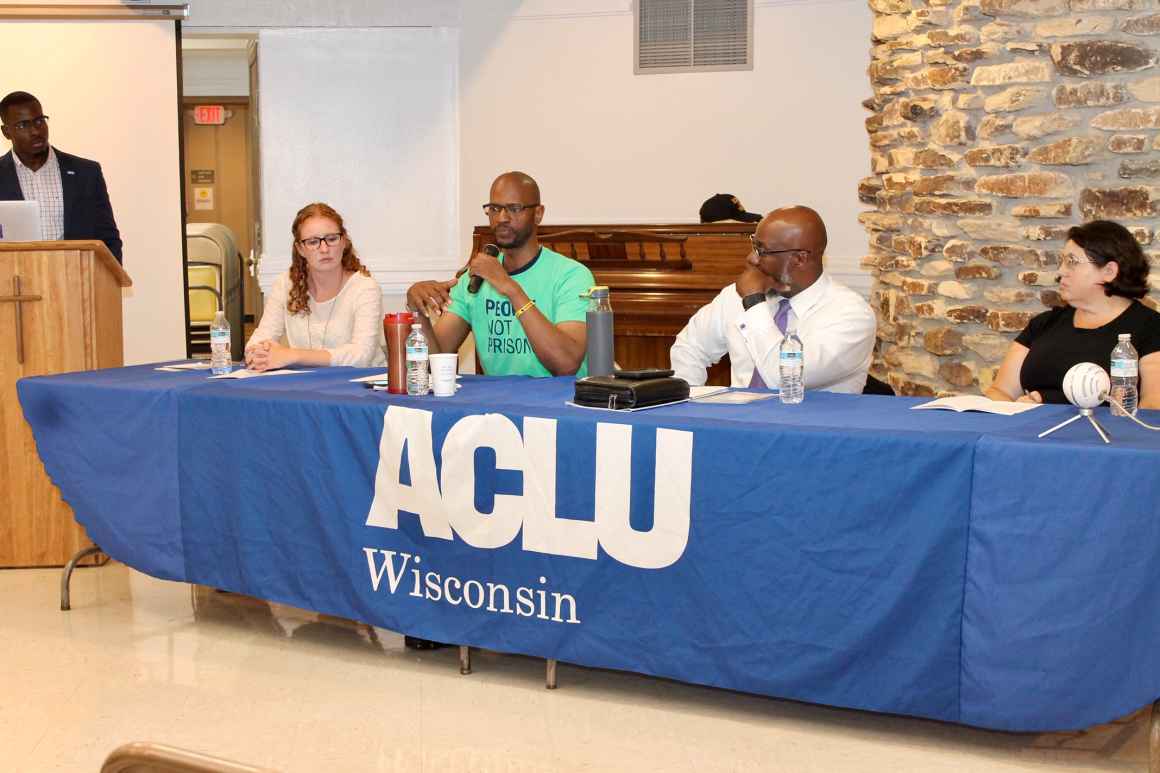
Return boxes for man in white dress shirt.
[670,206,876,393]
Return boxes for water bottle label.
[1111,358,1138,377]
[406,349,428,362]
[210,330,229,344]
[779,351,802,363]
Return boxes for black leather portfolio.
[573,374,690,410]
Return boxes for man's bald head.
[491,171,541,204]
[487,171,544,251]
[748,206,828,296]
[757,206,827,261]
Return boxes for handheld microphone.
[468,243,500,294]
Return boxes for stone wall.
[862,0,1160,397]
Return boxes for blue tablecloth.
[17,365,1160,731]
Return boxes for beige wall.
[459,0,874,293]
[0,21,184,365]
[182,44,250,98]
[183,0,461,30]
[186,0,875,310]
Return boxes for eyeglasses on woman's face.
[1057,250,1097,272]
[298,233,342,251]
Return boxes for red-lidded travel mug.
[383,312,415,394]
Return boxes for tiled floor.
[2,563,1151,772]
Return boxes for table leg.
[60,545,104,611]
[1150,699,1160,773]
[459,645,472,675]
[546,658,558,690]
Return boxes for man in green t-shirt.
[407,171,594,376]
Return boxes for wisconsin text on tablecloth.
[363,548,580,624]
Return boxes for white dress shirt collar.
[12,146,58,174]
[777,271,832,321]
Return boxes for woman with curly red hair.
[245,202,386,371]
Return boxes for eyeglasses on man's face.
[7,115,48,132]
[483,202,539,217]
[749,235,802,259]
[298,233,342,250]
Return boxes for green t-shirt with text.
[447,247,594,377]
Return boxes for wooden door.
[0,251,95,566]
[182,99,260,325]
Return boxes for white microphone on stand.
[1062,362,1110,409]
[1039,362,1112,443]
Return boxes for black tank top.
[1016,301,1160,403]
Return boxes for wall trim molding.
[511,11,629,22]
[257,257,463,295]
[507,0,860,22]
[756,0,861,7]
[185,25,443,33]
[258,262,867,294]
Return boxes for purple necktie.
[773,297,791,334]
[749,299,791,389]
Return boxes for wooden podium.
[0,241,131,567]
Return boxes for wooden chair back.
[101,742,276,773]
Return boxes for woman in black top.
[986,220,1160,408]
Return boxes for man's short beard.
[497,224,533,249]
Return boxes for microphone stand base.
[1038,407,1111,444]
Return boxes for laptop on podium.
[0,200,41,241]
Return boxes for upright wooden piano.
[470,222,756,384]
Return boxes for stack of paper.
[155,361,212,372]
[208,369,312,380]
[690,386,777,404]
[349,372,390,383]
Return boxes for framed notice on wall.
[258,27,460,295]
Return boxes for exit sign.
[193,105,226,125]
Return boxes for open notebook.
[912,395,1042,415]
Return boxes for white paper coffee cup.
[430,353,458,397]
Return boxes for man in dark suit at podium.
[0,91,122,262]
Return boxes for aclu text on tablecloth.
[365,406,695,570]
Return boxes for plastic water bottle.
[406,323,429,396]
[210,310,232,375]
[779,326,804,404]
[1110,333,1138,417]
